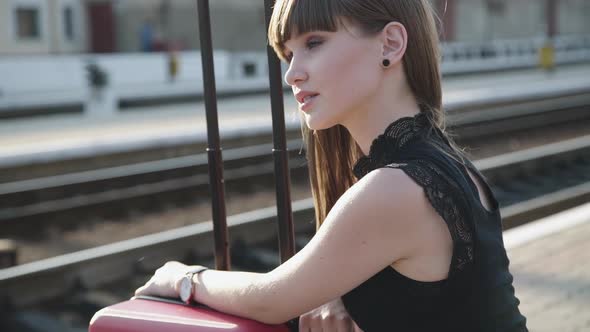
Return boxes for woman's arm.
[190,168,429,325]
[191,269,267,319]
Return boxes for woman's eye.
[284,38,323,63]
[306,39,322,49]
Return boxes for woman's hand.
[298,297,364,332]
[134,261,200,299]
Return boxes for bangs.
[268,0,344,62]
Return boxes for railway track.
[2,102,590,234]
[1,85,590,330]
[1,134,589,314]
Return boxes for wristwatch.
[179,266,209,304]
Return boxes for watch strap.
[186,266,209,278]
[185,266,208,304]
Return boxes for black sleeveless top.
[341,112,528,332]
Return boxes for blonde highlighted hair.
[268,0,467,230]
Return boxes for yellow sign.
[539,43,555,70]
[168,52,179,79]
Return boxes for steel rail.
[2,78,589,174]
[0,140,307,232]
[1,106,589,229]
[1,135,589,308]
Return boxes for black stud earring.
[382,59,390,67]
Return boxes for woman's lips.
[300,94,318,112]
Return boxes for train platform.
[0,63,589,169]
[504,202,590,332]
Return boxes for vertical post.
[196,0,230,271]
[86,2,116,53]
[263,0,296,263]
[540,0,557,71]
[546,0,557,39]
[437,0,456,42]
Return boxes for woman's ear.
[380,21,407,66]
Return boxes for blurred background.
[0,1,589,331]
[0,0,588,54]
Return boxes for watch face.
[179,276,191,303]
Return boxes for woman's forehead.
[285,15,350,37]
[283,19,355,47]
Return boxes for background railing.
[198,0,296,270]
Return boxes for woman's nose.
[284,60,307,86]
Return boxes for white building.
[453,0,590,42]
[0,0,589,55]
[0,0,87,55]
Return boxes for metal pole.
[263,0,296,263]
[196,0,230,271]
[540,0,557,71]
[437,0,456,42]
[546,0,557,39]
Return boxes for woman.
[135,1,529,331]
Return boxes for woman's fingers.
[299,313,320,332]
[298,297,362,332]
[298,314,311,332]
[353,322,364,332]
[131,261,193,299]
[299,312,357,332]
[134,284,148,296]
[333,315,354,332]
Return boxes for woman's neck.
[341,92,421,156]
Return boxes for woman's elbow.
[253,308,294,326]
[245,295,293,325]
[242,294,294,325]
[243,275,296,325]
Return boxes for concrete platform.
[504,202,590,332]
[0,63,589,169]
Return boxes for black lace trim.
[351,112,475,275]
[352,112,431,180]
[390,161,475,275]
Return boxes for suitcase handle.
[133,295,299,331]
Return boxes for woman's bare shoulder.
[351,166,426,210]
[345,167,444,258]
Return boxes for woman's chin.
[303,112,338,131]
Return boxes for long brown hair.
[268,0,467,230]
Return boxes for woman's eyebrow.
[284,32,321,51]
[283,35,302,51]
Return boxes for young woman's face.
[283,21,384,130]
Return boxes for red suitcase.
[89,295,294,332]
